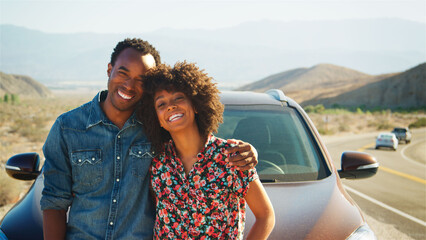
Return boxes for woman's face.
[154,89,197,134]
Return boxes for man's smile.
[118,90,133,100]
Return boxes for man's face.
[106,48,156,114]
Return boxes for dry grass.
[308,110,423,136]
[0,94,90,207]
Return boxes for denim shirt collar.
[86,90,142,129]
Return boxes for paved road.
[323,128,426,240]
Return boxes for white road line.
[344,186,426,227]
[401,140,426,167]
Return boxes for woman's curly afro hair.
[137,61,224,153]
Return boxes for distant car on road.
[375,132,398,151]
[391,127,412,144]
[1,89,379,240]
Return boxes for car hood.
[1,172,363,240]
[244,174,363,240]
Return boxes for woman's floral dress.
[150,135,258,239]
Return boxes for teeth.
[168,113,183,122]
[118,90,132,100]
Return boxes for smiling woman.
[137,61,275,239]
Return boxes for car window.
[393,128,406,133]
[216,104,330,182]
[379,134,392,139]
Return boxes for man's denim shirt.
[41,91,155,240]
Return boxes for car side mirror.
[5,152,41,180]
[338,151,378,179]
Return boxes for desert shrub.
[376,121,393,130]
[409,118,426,128]
[323,108,351,114]
[338,123,350,132]
[357,125,364,131]
[11,94,20,104]
[356,108,364,114]
[304,104,325,113]
[317,127,334,135]
[314,104,325,114]
[304,105,315,113]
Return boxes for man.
[41,38,257,239]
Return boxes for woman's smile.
[154,90,197,133]
[168,113,184,122]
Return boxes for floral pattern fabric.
[150,135,258,239]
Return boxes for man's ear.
[107,63,112,77]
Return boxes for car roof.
[220,90,284,106]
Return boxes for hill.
[305,63,426,108]
[237,64,396,104]
[0,72,53,98]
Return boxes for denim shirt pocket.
[70,149,103,189]
[129,143,154,180]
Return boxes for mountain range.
[0,18,425,89]
[238,63,425,108]
[0,62,424,109]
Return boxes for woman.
[138,62,275,239]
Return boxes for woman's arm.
[244,179,275,240]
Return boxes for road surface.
[324,128,426,240]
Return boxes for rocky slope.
[304,63,426,108]
[0,72,53,98]
[237,63,424,108]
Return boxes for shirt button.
[113,199,117,203]
[116,179,120,182]
[138,151,142,154]
[110,222,113,225]
[117,135,121,139]
[78,159,82,163]
[117,156,120,160]
[92,157,95,161]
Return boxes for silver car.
[375,132,398,151]
[1,89,379,240]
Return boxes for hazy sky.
[1,0,425,33]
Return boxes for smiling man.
[102,48,156,129]
[40,38,258,240]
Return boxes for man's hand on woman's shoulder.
[225,139,258,171]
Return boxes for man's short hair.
[110,38,161,66]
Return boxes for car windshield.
[216,104,330,182]
[393,128,406,133]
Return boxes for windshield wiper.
[260,178,278,183]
